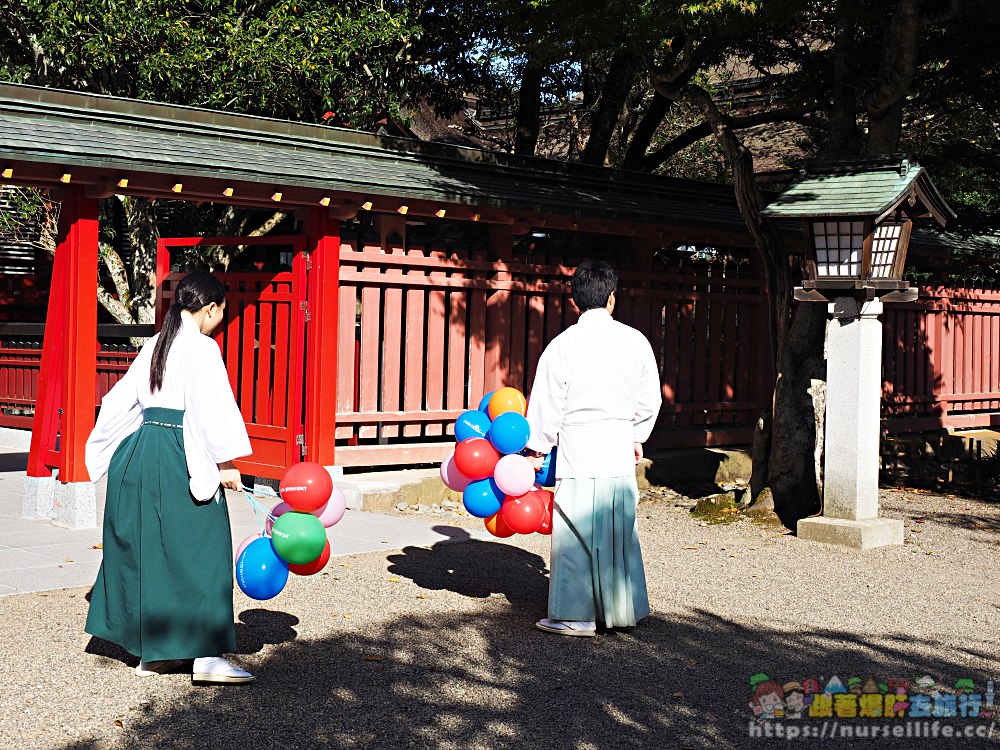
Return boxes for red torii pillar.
[302,206,340,468]
[24,185,99,527]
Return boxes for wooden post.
[303,207,340,467]
[26,186,99,482]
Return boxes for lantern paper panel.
[812,220,865,277]
[870,222,904,278]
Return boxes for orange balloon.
[488,387,527,420]
[484,511,516,538]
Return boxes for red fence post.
[304,208,340,467]
[26,186,99,481]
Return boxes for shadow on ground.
[64,537,999,750]
[0,451,28,472]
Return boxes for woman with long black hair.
[85,271,254,684]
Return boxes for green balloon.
[270,511,327,565]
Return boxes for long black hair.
[149,271,226,392]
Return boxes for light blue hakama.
[548,477,650,627]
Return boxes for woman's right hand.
[218,461,242,491]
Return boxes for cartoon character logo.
[749,674,785,719]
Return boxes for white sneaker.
[534,618,597,637]
[192,656,255,684]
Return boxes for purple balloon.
[314,485,347,527]
[440,453,472,492]
[265,501,293,535]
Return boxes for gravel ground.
[2,487,999,750]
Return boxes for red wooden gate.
[156,236,308,479]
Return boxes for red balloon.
[453,437,500,481]
[484,511,516,538]
[536,501,553,535]
[500,491,545,534]
[280,461,334,512]
[288,539,331,576]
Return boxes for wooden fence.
[332,224,773,465]
[2,275,999,467]
[882,285,1000,431]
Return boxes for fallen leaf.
[362,656,384,662]
[340,563,350,567]
[90,544,103,549]
[343,614,353,619]
[388,577,399,582]
[681,545,699,550]
[416,595,429,599]
[64,558,73,563]
[974,522,990,529]
[697,540,709,545]
[730,553,739,558]
[914,519,926,524]
[330,612,339,617]
[114,719,123,727]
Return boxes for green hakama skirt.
[548,477,650,627]
[85,407,236,661]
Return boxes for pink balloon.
[265,501,293,535]
[314,484,347,527]
[235,532,263,563]
[493,454,535,497]
[440,453,472,492]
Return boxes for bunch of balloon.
[235,461,347,600]
[438,387,556,536]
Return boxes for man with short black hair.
[525,258,661,636]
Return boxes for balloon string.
[241,487,278,535]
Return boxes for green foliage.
[0,0,424,127]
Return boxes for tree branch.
[641,106,811,172]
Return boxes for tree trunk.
[514,59,545,157]
[121,196,159,326]
[764,301,826,525]
[829,6,862,157]
[652,79,823,523]
[863,0,922,155]
[621,93,671,170]
[582,46,640,166]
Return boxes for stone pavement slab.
[0,448,489,597]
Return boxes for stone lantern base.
[797,516,903,549]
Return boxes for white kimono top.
[85,315,252,501]
[525,308,662,479]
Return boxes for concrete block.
[336,483,364,511]
[52,481,97,530]
[0,427,32,450]
[797,516,903,549]
[22,475,57,519]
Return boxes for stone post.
[797,297,903,548]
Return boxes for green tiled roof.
[911,227,1000,257]
[760,157,954,224]
[0,83,753,232]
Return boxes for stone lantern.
[761,157,955,548]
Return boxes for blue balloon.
[462,477,504,518]
[236,538,289,600]
[535,447,558,487]
[454,409,492,442]
[478,390,496,414]
[488,412,531,455]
